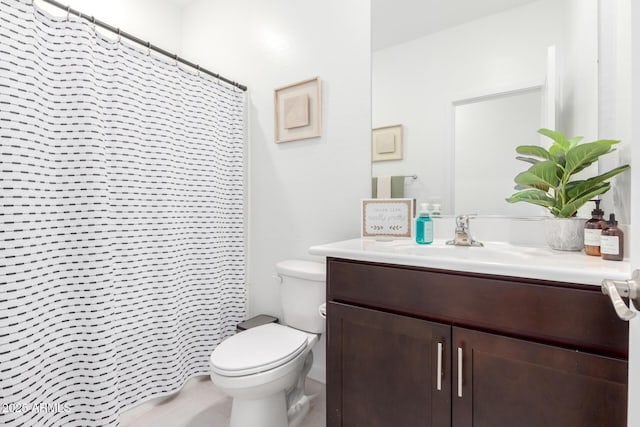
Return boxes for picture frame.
[274,77,322,143]
[361,198,414,239]
[372,124,403,162]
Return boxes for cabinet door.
[453,327,628,427]
[327,302,451,427]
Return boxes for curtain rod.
[36,0,248,92]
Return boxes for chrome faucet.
[446,215,483,247]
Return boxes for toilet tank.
[276,260,326,334]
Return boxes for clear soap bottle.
[431,203,441,218]
[415,203,433,245]
[584,199,607,256]
[601,213,624,261]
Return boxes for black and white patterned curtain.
[0,1,246,425]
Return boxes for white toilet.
[210,260,326,427]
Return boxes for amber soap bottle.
[601,213,624,261]
[584,199,607,256]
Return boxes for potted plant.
[506,128,630,251]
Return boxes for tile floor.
[119,375,326,427]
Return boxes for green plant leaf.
[564,140,621,177]
[538,128,569,145]
[506,189,555,208]
[549,145,563,156]
[515,156,539,165]
[515,145,552,160]
[565,164,630,200]
[567,136,584,149]
[539,128,572,154]
[564,182,609,206]
[564,179,586,199]
[514,160,561,190]
[551,152,566,167]
[557,184,611,218]
[569,145,620,175]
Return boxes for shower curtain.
[0,1,246,426]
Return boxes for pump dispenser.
[415,203,433,245]
[584,199,607,256]
[601,213,624,261]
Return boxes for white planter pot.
[544,217,587,251]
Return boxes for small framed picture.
[361,198,414,239]
[274,77,322,143]
[372,124,403,162]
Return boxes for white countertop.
[309,238,632,286]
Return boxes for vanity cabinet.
[328,302,451,426]
[326,258,629,427]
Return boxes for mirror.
[454,86,543,216]
[371,0,599,216]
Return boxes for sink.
[362,239,554,264]
[309,238,631,287]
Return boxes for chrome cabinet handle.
[457,347,463,398]
[602,270,640,321]
[436,342,443,391]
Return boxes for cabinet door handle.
[436,342,443,391]
[601,270,640,321]
[457,347,463,398]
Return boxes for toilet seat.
[210,323,308,377]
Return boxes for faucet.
[446,214,483,247]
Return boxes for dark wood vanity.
[326,257,629,427]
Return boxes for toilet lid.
[210,323,308,377]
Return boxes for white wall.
[180,0,371,382]
[627,0,639,422]
[36,0,183,54]
[372,0,598,215]
[561,0,599,140]
[599,0,633,224]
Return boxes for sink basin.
[363,239,555,264]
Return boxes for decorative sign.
[372,124,403,162]
[274,77,322,143]
[361,198,414,238]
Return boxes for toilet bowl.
[210,323,319,427]
[209,260,325,427]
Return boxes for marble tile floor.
[119,375,326,427]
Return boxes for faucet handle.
[455,214,477,230]
[449,214,483,247]
[456,215,468,230]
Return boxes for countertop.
[309,238,632,286]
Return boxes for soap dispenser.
[431,203,442,218]
[584,199,607,256]
[415,203,433,245]
[601,213,624,261]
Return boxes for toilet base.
[229,391,288,427]
[288,394,311,427]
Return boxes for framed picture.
[361,198,414,239]
[274,77,322,143]
[372,124,403,162]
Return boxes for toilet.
[210,260,326,427]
